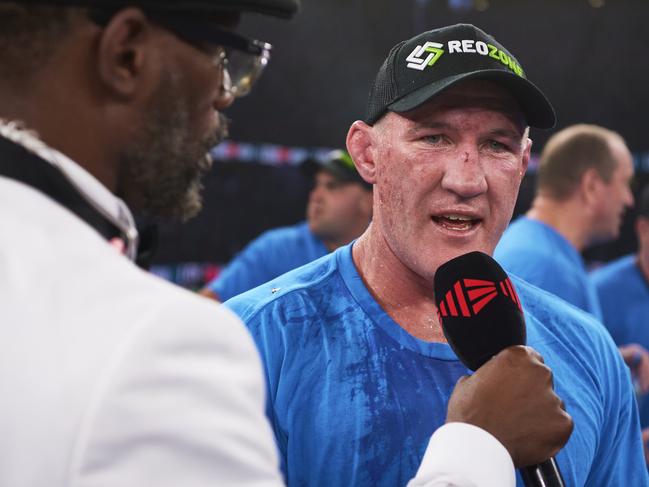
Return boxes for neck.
[526,195,591,251]
[0,94,118,193]
[321,236,346,253]
[0,37,120,194]
[352,223,446,342]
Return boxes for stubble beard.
[116,70,228,221]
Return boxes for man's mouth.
[432,214,481,231]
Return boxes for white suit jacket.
[0,176,285,486]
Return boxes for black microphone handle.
[521,458,565,487]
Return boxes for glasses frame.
[87,8,272,97]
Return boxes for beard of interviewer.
[116,69,227,221]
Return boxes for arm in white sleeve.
[69,299,285,487]
[407,422,516,487]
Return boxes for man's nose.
[309,184,325,202]
[440,148,487,199]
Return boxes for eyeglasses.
[88,9,272,98]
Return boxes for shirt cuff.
[407,422,515,487]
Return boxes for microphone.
[433,251,565,487]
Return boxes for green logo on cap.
[405,39,525,78]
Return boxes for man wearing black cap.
[227,24,646,485]
[200,149,373,302]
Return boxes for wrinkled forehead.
[399,79,528,133]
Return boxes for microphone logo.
[438,278,522,318]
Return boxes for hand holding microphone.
[446,345,572,468]
[434,251,573,486]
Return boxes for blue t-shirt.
[206,221,328,301]
[227,243,647,486]
[494,216,603,321]
[591,254,649,428]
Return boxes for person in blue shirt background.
[227,24,647,486]
[495,124,633,320]
[592,185,649,458]
[200,149,372,301]
[495,124,649,393]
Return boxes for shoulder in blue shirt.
[495,216,602,320]
[206,221,328,301]
[227,243,647,486]
[591,254,649,428]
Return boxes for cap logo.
[405,39,524,77]
[406,42,445,71]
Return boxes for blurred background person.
[495,125,633,318]
[200,149,372,301]
[495,124,649,393]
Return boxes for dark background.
[143,0,649,284]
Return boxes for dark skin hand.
[446,345,574,467]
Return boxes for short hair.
[638,185,649,219]
[536,124,626,201]
[0,4,79,81]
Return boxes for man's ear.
[347,120,377,185]
[520,136,532,179]
[636,217,649,242]
[95,7,155,100]
[581,167,606,206]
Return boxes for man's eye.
[486,140,509,152]
[423,134,444,144]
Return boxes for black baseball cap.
[8,0,299,19]
[318,150,372,190]
[364,23,555,129]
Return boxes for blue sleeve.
[205,233,278,301]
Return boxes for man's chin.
[172,182,204,221]
[130,179,204,221]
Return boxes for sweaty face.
[116,22,232,220]
[370,80,530,282]
[590,139,634,243]
[307,170,371,247]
